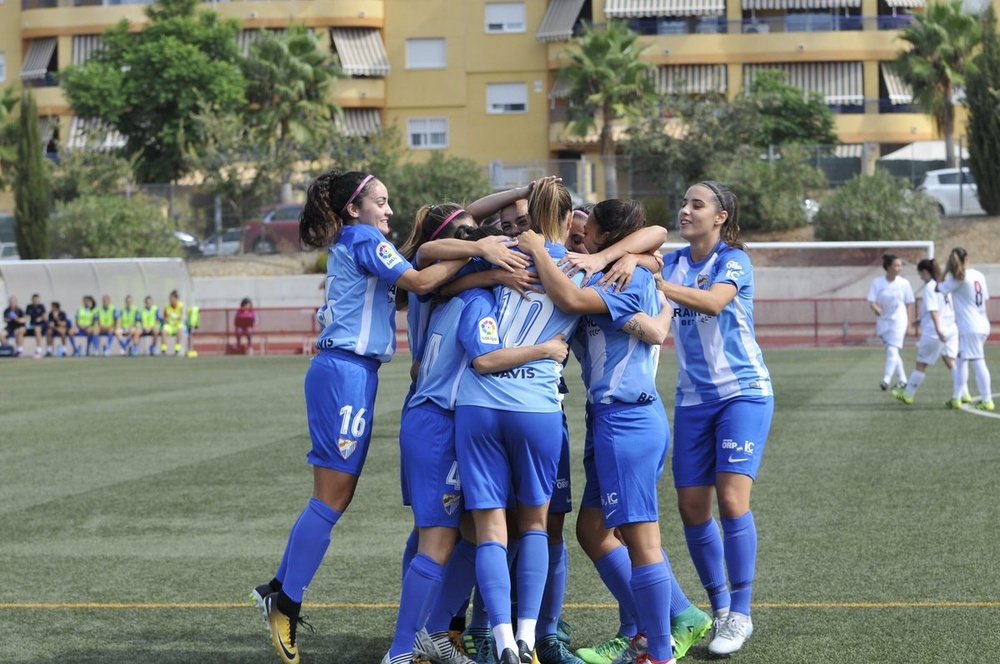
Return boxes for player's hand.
[542,334,569,363]
[476,236,528,273]
[515,229,546,256]
[495,268,542,299]
[560,251,607,278]
[599,254,639,292]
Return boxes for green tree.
[732,70,837,148]
[558,21,656,198]
[61,0,246,183]
[14,93,50,259]
[387,153,491,240]
[51,195,181,258]
[51,151,136,203]
[893,0,981,167]
[0,87,20,189]
[708,145,826,233]
[242,26,341,201]
[965,5,1000,215]
[815,171,938,241]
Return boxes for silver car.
[917,167,985,217]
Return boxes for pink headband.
[341,174,374,216]
[572,209,589,221]
[429,208,466,240]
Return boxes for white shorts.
[878,323,906,349]
[916,333,958,366]
[958,333,988,361]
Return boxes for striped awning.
[881,63,912,105]
[605,0,726,16]
[652,64,727,95]
[67,117,127,152]
[38,116,58,147]
[72,35,105,66]
[20,38,57,81]
[330,28,390,77]
[742,0,860,8]
[236,29,288,56]
[335,108,382,137]
[884,0,924,6]
[538,0,586,42]
[743,62,864,105]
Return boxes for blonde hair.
[945,247,968,282]
[527,179,572,243]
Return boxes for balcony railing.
[23,0,152,8]
[626,14,914,36]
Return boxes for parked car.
[242,203,304,254]
[173,230,203,258]
[916,167,985,217]
[0,242,20,260]
[202,227,243,257]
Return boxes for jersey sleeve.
[937,276,958,295]
[354,234,414,285]
[456,292,501,362]
[592,268,651,331]
[924,289,940,313]
[660,251,681,281]
[903,281,915,305]
[712,249,752,290]
[867,279,880,303]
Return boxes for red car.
[242,203,304,254]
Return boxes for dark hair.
[945,246,968,281]
[398,203,469,262]
[83,295,95,308]
[169,289,179,299]
[882,253,899,271]
[698,181,743,250]
[299,170,375,249]
[591,199,647,254]
[916,258,940,282]
[574,203,595,217]
[528,179,573,242]
[51,301,60,310]
[240,297,253,307]
[480,213,501,228]
[455,224,505,241]
[31,293,40,299]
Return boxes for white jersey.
[919,280,957,340]
[938,269,990,336]
[868,275,914,336]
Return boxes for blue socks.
[684,518,730,614]
[401,529,419,585]
[516,531,549,625]
[390,554,444,657]
[279,498,341,603]
[594,546,639,637]
[476,542,512,627]
[630,562,673,662]
[536,542,568,639]
[426,539,478,633]
[722,512,757,616]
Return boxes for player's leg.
[965,334,994,410]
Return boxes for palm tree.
[559,21,656,199]
[893,0,981,167]
[243,26,341,201]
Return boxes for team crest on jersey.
[479,317,500,344]
[337,437,358,460]
[442,493,461,516]
[696,274,710,289]
[376,242,402,269]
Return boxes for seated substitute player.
[70,295,98,357]
[94,294,120,356]
[46,302,71,357]
[3,295,28,356]
[160,290,185,356]
[25,294,48,358]
[118,295,141,356]
[138,296,162,355]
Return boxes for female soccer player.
[642,182,772,657]
[892,259,960,405]
[517,200,681,664]
[250,170,524,664]
[939,247,994,411]
[867,254,915,391]
[453,178,581,664]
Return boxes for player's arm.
[414,237,527,272]
[472,335,569,374]
[658,279,737,317]
[465,184,531,222]
[517,230,607,315]
[561,226,669,279]
[410,360,420,383]
[396,260,469,296]
[439,268,541,299]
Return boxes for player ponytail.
[700,180,744,250]
[300,170,375,249]
[527,178,572,243]
[945,247,968,281]
[591,199,647,254]
[916,258,941,282]
[398,203,470,262]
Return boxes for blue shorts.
[549,412,573,515]
[304,350,379,475]
[581,401,669,529]
[672,395,774,488]
[455,405,563,510]
[400,402,463,528]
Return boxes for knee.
[716,489,749,520]
[677,497,712,526]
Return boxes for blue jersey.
[578,268,662,405]
[411,290,496,411]
[663,241,771,406]
[457,242,582,413]
[316,224,413,362]
[406,291,434,363]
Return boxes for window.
[405,38,446,70]
[0,53,5,83]
[408,118,448,149]
[485,3,526,33]
[487,83,528,114]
